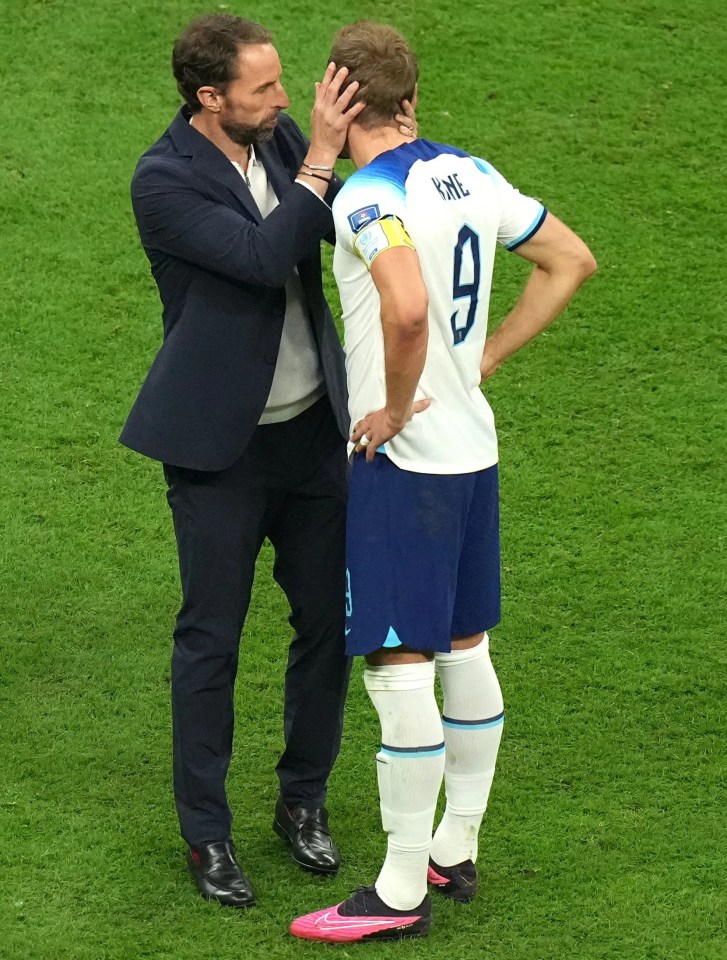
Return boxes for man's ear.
[411,85,418,110]
[196,86,222,113]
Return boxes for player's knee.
[436,632,490,668]
[450,631,486,651]
[363,658,435,693]
[365,645,434,668]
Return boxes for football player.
[290,21,596,943]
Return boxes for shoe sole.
[273,818,339,876]
[198,889,256,908]
[291,914,431,942]
[362,915,431,942]
[431,882,476,903]
[427,866,477,903]
[187,861,256,908]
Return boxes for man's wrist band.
[298,170,332,184]
[302,161,335,171]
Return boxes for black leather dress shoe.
[187,840,256,908]
[273,796,340,875]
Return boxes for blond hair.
[330,22,419,129]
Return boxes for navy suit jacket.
[120,108,348,471]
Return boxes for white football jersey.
[333,139,546,474]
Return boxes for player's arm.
[480,213,596,381]
[350,235,430,461]
[375,245,429,429]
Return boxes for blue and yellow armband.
[353,215,415,269]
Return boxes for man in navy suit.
[121,14,399,907]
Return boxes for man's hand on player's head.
[308,62,366,165]
[396,99,418,139]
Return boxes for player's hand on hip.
[479,342,502,383]
[351,399,430,462]
[308,62,366,165]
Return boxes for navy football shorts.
[345,453,501,656]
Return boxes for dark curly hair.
[172,14,273,113]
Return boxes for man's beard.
[221,115,277,146]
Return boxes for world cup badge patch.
[348,204,381,234]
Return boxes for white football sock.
[364,660,445,910]
[430,635,504,866]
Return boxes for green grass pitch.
[1,1,726,957]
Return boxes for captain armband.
[352,215,415,270]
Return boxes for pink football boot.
[290,885,432,943]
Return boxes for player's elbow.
[567,239,597,283]
[546,242,596,290]
[577,246,597,280]
[392,294,429,339]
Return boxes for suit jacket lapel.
[168,109,263,222]
[256,137,294,203]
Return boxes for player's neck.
[348,125,410,169]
